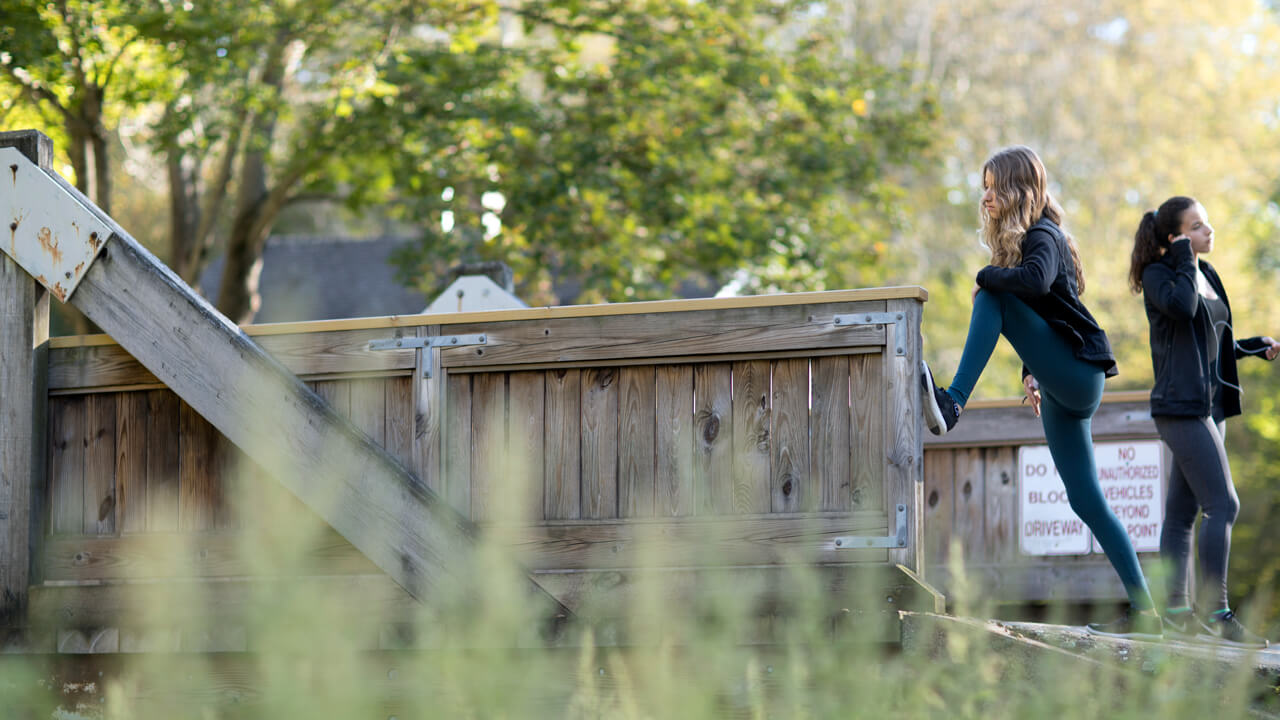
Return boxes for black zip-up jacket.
[975,217,1119,378]
[1141,237,1270,418]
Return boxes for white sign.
[1019,445,1091,555]
[1018,440,1164,556]
[1091,441,1164,553]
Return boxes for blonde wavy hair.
[980,145,1086,294]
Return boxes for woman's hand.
[1022,375,1041,417]
[1263,336,1280,361]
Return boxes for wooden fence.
[921,392,1166,605]
[23,288,940,651]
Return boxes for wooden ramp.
[902,612,1280,708]
[3,128,939,653]
[0,130,569,625]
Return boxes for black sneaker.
[1086,606,1164,641]
[1161,610,1208,640]
[1197,610,1269,648]
[920,361,961,436]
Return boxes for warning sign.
[1091,441,1164,554]
[1019,445,1091,555]
[1018,440,1164,556]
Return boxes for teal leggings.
[949,290,1154,610]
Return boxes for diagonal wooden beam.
[0,130,569,620]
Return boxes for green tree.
[386,0,940,305]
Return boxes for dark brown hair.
[1129,196,1195,293]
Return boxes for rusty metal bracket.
[1,147,111,302]
[833,504,908,549]
[830,311,907,356]
[368,333,487,378]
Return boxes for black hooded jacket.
[975,216,1119,378]
[1140,237,1270,418]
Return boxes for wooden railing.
[29,288,939,650]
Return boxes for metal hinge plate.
[830,311,907,355]
[368,333,487,378]
[832,504,908,549]
[1,147,112,302]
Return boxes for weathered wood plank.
[42,529,380,582]
[617,366,655,518]
[385,375,415,472]
[580,368,619,520]
[534,563,937,625]
[144,391,180,533]
[311,379,351,419]
[178,401,217,532]
[507,371,545,523]
[47,326,416,392]
[730,360,772,514]
[29,575,419,629]
[114,392,148,534]
[494,513,888,570]
[952,448,986,563]
[811,356,851,512]
[543,369,581,521]
[435,302,887,369]
[349,377,387,448]
[849,352,885,512]
[412,326,443,494]
[770,359,810,513]
[68,235,522,607]
[923,400,1157,448]
[884,299,924,572]
[0,131,50,617]
[654,365,694,517]
[82,393,117,535]
[444,374,472,517]
[693,363,733,515]
[922,449,955,568]
[49,396,85,535]
[983,447,1017,563]
[470,372,506,522]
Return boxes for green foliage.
[385,0,939,304]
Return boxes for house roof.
[199,235,428,323]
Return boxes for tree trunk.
[85,85,111,216]
[215,38,288,324]
[167,144,200,281]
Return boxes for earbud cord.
[1211,319,1268,396]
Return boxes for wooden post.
[0,130,52,625]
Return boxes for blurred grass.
[3,443,1275,718]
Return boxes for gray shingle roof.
[199,236,427,323]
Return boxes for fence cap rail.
[51,285,928,349]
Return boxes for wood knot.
[781,478,793,497]
[97,494,115,522]
[702,413,720,444]
[928,490,939,508]
[962,481,972,498]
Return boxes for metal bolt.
[864,315,872,322]
[479,334,486,342]
[450,337,458,344]
[834,317,842,325]
[835,539,843,547]
[90,231,98,241]
[64,271,72,279]
[886,596,895,604]
[896,314,903,320]
[8,222,15,231]
[395,340,402,347]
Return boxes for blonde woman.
[920,145,1160,638]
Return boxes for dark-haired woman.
[1131,196,1278,648]
[920,146,1160,638]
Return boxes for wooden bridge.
[1,129,943,661]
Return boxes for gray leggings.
[1154,415,1239,612]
